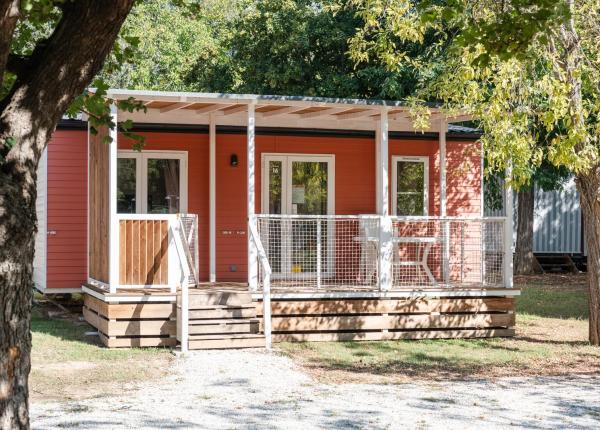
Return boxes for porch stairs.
[177,288,265,350]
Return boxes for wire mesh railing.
[256,215,380,290]
[391,217,505,288]
[255,215,506,291]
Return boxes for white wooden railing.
[249,216,272,350]
[173,214,199,354]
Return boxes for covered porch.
[82,89,516,349]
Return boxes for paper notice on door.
[292,185,305,204]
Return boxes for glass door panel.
[146,158,181,214]
[117,158,138,214]
[267,160,283,273]
[290,161,328,274]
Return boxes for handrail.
[172,215,198,354]
[248,218,272,350]
[255,213,507,221]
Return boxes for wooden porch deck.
[82,282,518,348]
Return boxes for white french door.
[117,150,188,214]
[261,154,334,277]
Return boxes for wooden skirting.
[257,296,516,342]
[82,289,517,348]
[83,294,176,348]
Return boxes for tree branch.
[0,0,20,86]
[0,0,135,166]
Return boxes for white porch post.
[377,107,393,291]
[504,164,514,288]
[439,119,450,284]
[247,102,258,290]
[108,104,119,293]
[209,113,217,283]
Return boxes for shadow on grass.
[31,306,101,346]
[516,287,588,319]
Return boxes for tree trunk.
[0,166,36,430]
[514,187,542,275]
[576,170,600,345]
[0,2,135,428]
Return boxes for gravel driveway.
[32,349,600,429]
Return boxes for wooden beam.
[336,109,378,120]
[160,102,193,113]
[298,107,351,119]
[447,114,473,123]
[220,104,248,116]
[390,110,412,121]
[195,104,233,114]
[259,106,305,118]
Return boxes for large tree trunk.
[0,160,37,429]
[514,188,542,275]
[0,2,134,428]
[577,171,600,345]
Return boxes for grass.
[278,274,600,383]
[31,306,172,402]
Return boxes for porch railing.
[115,213,199,291]
[255,215,508,291]
[249,218,272,349]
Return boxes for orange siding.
[446,140,483,217]
[46,130,88,289]
[45,128,481,287]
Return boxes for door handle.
[47,230,57,236]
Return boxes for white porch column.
[504,164,514,288]
[439,119,450,284]
[108,104,119,293]
[377,107,393,291]
[247,103,258,290]
[209,113,217,283]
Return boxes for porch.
[82,89,517,349]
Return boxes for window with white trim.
[392,156,429,216]
[117,150,188,214]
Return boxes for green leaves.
[346,0,599,188]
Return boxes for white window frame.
[118,150,188,214]
[391,155,429,216]
[261,153,335,215]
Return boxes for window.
[392,156,429,216]
[117,151,188,214]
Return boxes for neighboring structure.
[35,89,518,349]
[485,177,584,255]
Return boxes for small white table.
[354,236,441,286]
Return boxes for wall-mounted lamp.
[230,154,238,167]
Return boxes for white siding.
[485,177,583,254]
[33,148,47,291]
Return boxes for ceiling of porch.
[107,89,472,133]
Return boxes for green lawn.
[31,306,172,402]
[278,277,599,382]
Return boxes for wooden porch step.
[188,318,260,335]
[183,290,253,307]
[188,333,265,350]
[187,306,257,319]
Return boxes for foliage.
[107,0,227,92]
[345,0,600,188]
[108,0,448,100]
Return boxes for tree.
[345,0,600,342]
[0,1,141,428]
[514,160,569,275]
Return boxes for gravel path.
[32,350,600,429]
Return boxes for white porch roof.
[106,89,472,133]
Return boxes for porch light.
[230,154,238,167]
